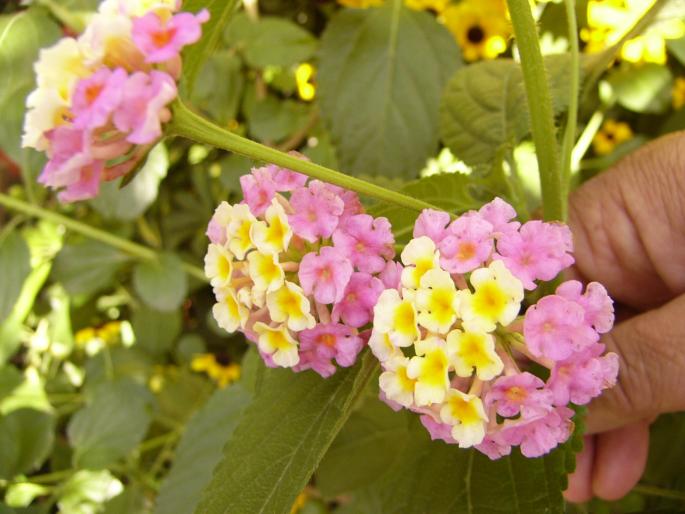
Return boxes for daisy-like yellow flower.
[592,119,634,155]
[581,0,685,65]
[673,77,685,109]
[440,0,510,62]
[191,354,241,388]
[405,0,448,12]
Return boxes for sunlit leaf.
[0,232,31,323]
[132,253,188,312]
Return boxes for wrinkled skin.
[564,131,685,502]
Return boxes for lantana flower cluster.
[369,198,619,458]
[22,0,209,202]
[205,162,398,377]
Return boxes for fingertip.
[592,421,650,501]
[564,435,595,503]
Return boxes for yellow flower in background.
[191,354,241,388]
[75,321,124,355]
[337,0,384,7]
[290,491,308,514]
[673,77,685,109]
[581,0,685,65]
[592,119,634,155]
[295,63,316,102]
[440,0,511,62]
[405,0,448,12]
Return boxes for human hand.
[563,131,685,502]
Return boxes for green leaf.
[0,409,55,480]
[132,253,188,312]
[90,144,168,222]
[0,7,60,162]
[316,394,414,498]
[130,304,182,357]
[644,413,685,487]
[667,36,685,66]
[606,64,673,114]
[67,380,153,469]
[52,241,131,297]
[191,51,245,126]
[195,352,378,514]
[318,3,461,178]
[225,13,318,68]
[369,172,504,243]
[0,232,31,323]
[103,484,146,514]
[337,409,566,514]
[154,384,251,514]
[180,0,240,97]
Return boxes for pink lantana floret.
[299,246,353,304]
[439,212,493,274]
[132,9,209,63]
[413,209,451,243]
[240,166,278,217]
[289,180,344,242]
[498,406,574,458]
[556,280,615,334]
[333,214,395,274]
[332,272,384,328]
[485,372,553,418]
[71,67,128,130]
[479,197,520,236]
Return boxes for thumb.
[585,293,685,434]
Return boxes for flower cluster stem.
[506,0,565,221]
[168,101,447,215]
[0,193,206,282]
[560,0,580,198]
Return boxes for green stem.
[633,484,685,502]
[560,0,579,198]
[168,101,446,215]
[0,193,206,282]
[506,0,565,221]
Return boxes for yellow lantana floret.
[247,251,285,293]
[440,389,488,447]
[368,329,403,362]
[251,199,292,255]
[266,281,316,332]
[212,288,249,333]
[459,260,523,333]
[416,268,459,334]
[407,337,451,406]
[446,329,503,380]
[254,322,300,368]
[379,355,417,408]
[34,38,90,102]
[227,204,257,260]
[373,289,420,348]
[400,236,440,290]
[204,244,234,288]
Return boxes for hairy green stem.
[560,0,579,197]
[0,193,206,282]
[506,0,565,221]
[168,101,446,215]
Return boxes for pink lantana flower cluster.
[22,0,209,202]
[205,162,397,377]
[369,198,619,458]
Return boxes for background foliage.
[1,0,685,513]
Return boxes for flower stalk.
[506,0,565,221]
[168,100,448,215]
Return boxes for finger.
[569,131,685,310]
[564,435,595,503]
[592,421,650,501]
[586,293,685,434]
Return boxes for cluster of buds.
[22,0,209,202]
[204,162,398,377]
[369,198,619,458]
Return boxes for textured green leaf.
[225,13,318,68]
[154,384,251,514]
[0,409,55,480]
[316,394,414,498]
[0,232,31,323]
[439,54,583,167]
[337,406,567,514]
[133,253,188,312]
[90,144,168,222]
[318,3,461,178]
[0,7,60,162]
[131,305,182,357]
[191,51,245,126]
[52,241,131,297]
[195,352,378,514]
[180,0,240,97]
[67,380,153,469]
